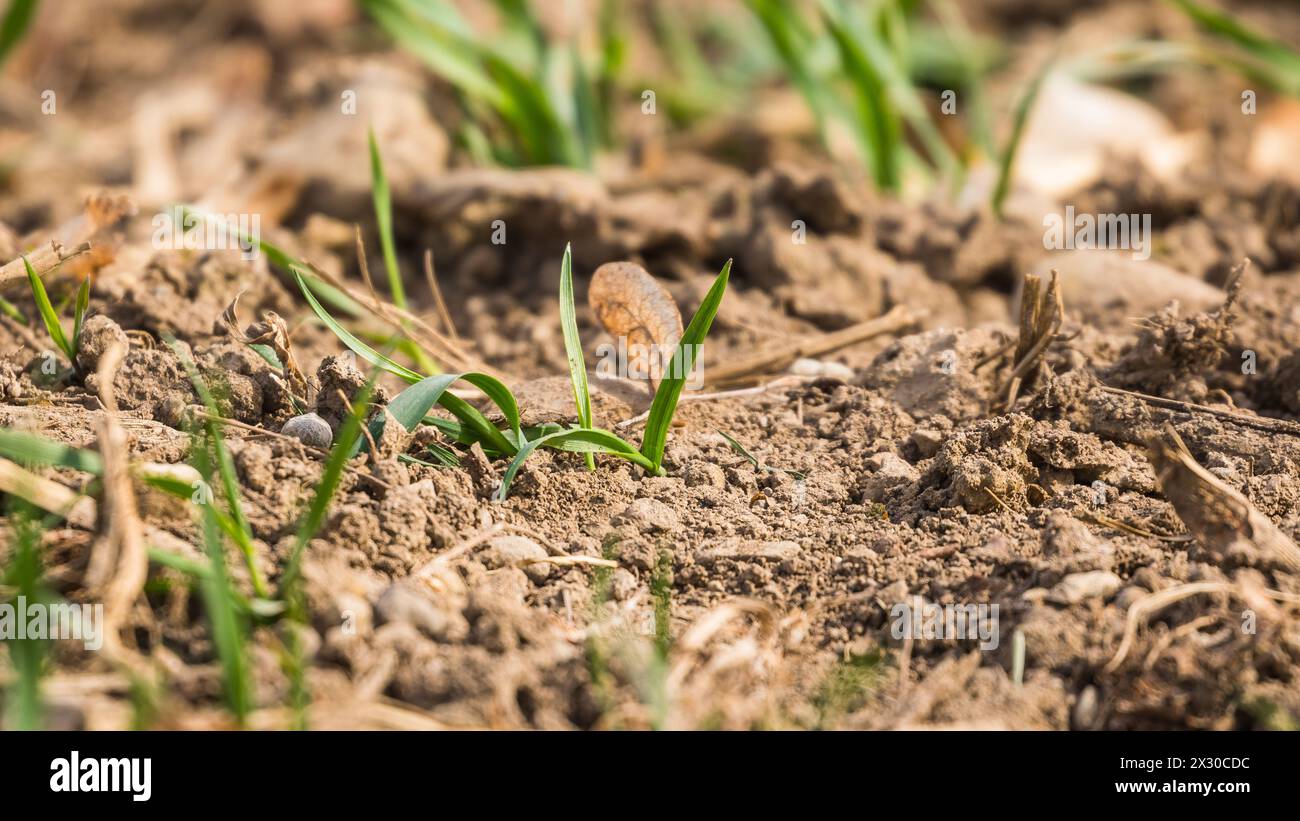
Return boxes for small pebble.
[483,535,550,584]
[281,412,333,448]
[789,357,854,381]
[375,583,455,640]
[616,497,679,533]
[1048,570,1122,605]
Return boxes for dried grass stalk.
[999,269,1063,411]
[1147,425,1300,573]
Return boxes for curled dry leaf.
[1147,425,1300,574]
[588,261,683,391]
[221,290,309,401]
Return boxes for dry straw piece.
[1147,425,1300,573]
[999,269,1063,411]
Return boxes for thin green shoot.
[495,426,659,501]
[717,429,806,480]
[992,59,1052,219]
[278,372,377,605]
[0,0,38,71]
[23,255,75,366]
[558,243,595,470]
[0,293,27,324]
[651,545,673,658]
[748,0,833,145]
[71,276,89,356]
[190,436,253,725]
[167,339,269,598]
[1166,0,1300,94]
[584,533,620,720]
[366,130,438,374]
[2,500,50,730]
[275,371,385,728]
[293,266,521,456]
[0,426,103,473]
[368,128,406,310]
[361,0,601,167]
[639,259,731,472]
[929,0,995,157]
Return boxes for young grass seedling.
[189,433,253,726]
[368,128,406,311]
[1166,0,1300,94]
[292,266,523,456]
[367,130,438,375]
[0,0,38,71]
[361,0,603,167]
[276,368,385,729]
[168,339,270,598]
[750,1,963,192]
[558,243,596,470]
[717,429,806,480]
[991,59,1052,219]
[639,259,730,472]
[23,256,88,373]
[0,293,28,324]
[2,500,52,730]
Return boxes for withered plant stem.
[0,241,93,289]
[706,304,919,387]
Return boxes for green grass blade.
[595,0,625,147]
[168,339,270,599]
[495,426,657,501]
[365,0,575,165]
[639,259,731,471]
[558,243,595,470]
[71,276,89,355]
[992,59,1052,219]
[279,376,377,595]
[366,130,438,374]
[821,2,902,191]
[293,267,423,383]
[400,442,460,468]
[295,267,519,455]
[848,3,962,182]
[368,128,407,310]
[2,501,50,729]
[749,0,833,145]
[1167,0,1300,78]
[0,293,28,324]
[929,0,995,157]
[178,205,361,317]
[570,41,600,167]
[22,255,73,363]
[190,439,252,725]
[363,0,510,111]
[0,0,38,71]
[147,545,212,578]
[0,427,103,473]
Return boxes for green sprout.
[23,256,89,373]
[360,0,612,167]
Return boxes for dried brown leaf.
[588,261,683,390]
[221,290,309,401]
